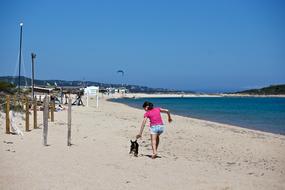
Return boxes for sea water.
[111,97,285,135]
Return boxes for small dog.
[129,140,139,157]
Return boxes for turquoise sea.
[111,97,285,135]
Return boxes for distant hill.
[236,85,285,95]
[0,76,193,94]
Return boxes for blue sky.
[0,0,284,92]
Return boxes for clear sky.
[0,0,284,92]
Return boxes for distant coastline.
[1,76,284,96]
[119,93,285,99]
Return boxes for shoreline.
[108,93,285,137]
[116,92,285,98]
[108,98,285,138]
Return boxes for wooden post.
[51,99,54,122]
[33,99,37,129]
[13,95,16,108]
[67,98,72,146]
[31,53,36,99]
[48,95,51,119]
[65,94,68,105]
[25,96,29,132]
[48,102,50,119]
[21,96,24,110]
[60,88,63,104]
[64,93,68,104]
[5,95,10,134]
[43,96,49,146]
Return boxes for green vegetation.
[0,81,16,94]
[0,81,25,112]
[237,85,285,95]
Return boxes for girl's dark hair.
[142,101,153,110]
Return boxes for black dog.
[129,140,139,157]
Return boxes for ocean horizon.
[111,97,285,135]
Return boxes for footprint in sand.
[6,149,16,153]
[3,141,14,144]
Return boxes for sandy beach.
[1,95,285,190]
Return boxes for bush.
[0,81,16,94]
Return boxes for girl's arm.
[160,108,173,123]
[136,117,148,139]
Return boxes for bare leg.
[151,134,158,158]
[156,135,160,150]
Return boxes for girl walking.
[136,101,172,159]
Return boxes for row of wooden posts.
[4,95,72,146]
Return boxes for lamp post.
[18,22,23,93]
[31,53,36,100]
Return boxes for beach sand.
[1,95,285,190]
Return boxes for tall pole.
[18,22,23,93]
[31,53,36,100]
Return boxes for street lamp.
[18,22,23,93]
